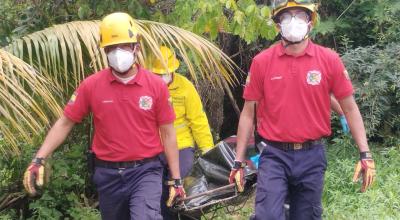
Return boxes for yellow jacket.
[168,73,214,153]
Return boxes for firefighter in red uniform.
[23,12,185,220]
[229,1,376,219]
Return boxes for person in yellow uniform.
[150,46,214,219]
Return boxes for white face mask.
[280,18,309,43]
[160,74,172,84]
[107,48,135,73]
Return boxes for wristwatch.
[360,151,372,160]
[32,157,45,165]
[166,178,183,187]
[233,160,247,169]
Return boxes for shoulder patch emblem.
[139,96,153,110]
[168,96,173,106]
[306,70,322,85]
[245,72,251,85]
[343,69,350,80]
[68,92,77,104]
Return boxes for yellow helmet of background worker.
[151,46,180,75]
[271,0,318,24]
[99,12,139,48]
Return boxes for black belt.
[94,156,159,169]
[262,139,322,151]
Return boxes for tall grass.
[323,136,400,220]
[216,136,400,220]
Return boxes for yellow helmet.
[99,12,139,48]
[271,0,318,24]
[150,46,180,75]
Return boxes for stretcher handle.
[178,183,236,202]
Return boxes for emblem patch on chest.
[306,70,322,85]
[68,92,77,104]
[139,96,153,110]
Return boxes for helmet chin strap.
[168,72,175,86]
[280,23,312,48]
[112,68,131,75]
[282,35,309,48]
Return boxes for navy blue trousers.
[160,147,195,220]
[253,143,327,220]
[93,159,163,220]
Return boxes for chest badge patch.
[306,70,322,85]
[139,96,153,110]
[245,73,251,86]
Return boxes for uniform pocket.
[319,146,327,171]
[254,188,268,206]
[145,197,162,220]
[92,167,115,192]
[312,205,323,219]
[92,167,107,187]
[92,167,99,185]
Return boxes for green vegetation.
[342,43,400,139]
[0,124,100,219]
[322,137,400,220]
[206,137,400,219]
[1,0,400,219]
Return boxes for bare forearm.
[35,115,75,158]
[236,119,253,161]
[160,124,181,179]
[339,96,370,152]
[235,101,256,162]
[331,95,344,115]
[344,106,369,152]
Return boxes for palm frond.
[5,21,103,94]
[136,20,240,87]
[0,49,62,155]
[4,19,241,93]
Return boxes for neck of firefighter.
[283,38,309,56]
[112,64,138,78]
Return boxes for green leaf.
[209,18,219,40]
[232,23,242,35]
[230,0,238,10]
[313,17,337,35]
[245,5,256,16]
[234,11,244,25]
[77,5,90,19]
[260,6,270,18]
[225,0,231,9]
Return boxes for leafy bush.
[316,0,400,50]
[151,0,277,43]
[341,43,400,139]
[0,123,100,219]
[0,0,153,47]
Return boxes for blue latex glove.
[250,154,260,169]
[339,115,350,134]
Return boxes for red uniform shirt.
[244,40,353,142]
[64,66,175,161]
